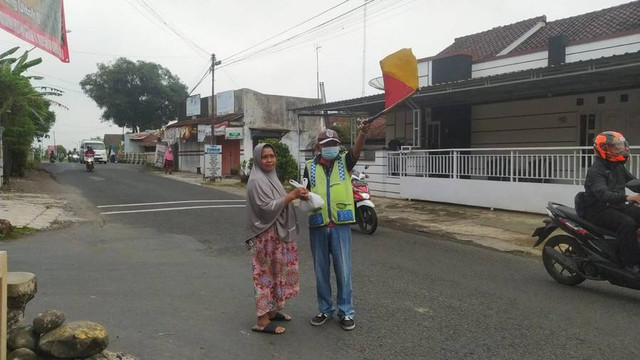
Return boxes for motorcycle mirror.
[626,179,640,193]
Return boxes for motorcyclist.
[84,146,95,158]
[576,131,640,273]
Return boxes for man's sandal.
[252,322,285,335]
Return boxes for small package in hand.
[289,179,324,212]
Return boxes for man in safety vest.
[303,123,370,331]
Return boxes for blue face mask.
[321,146,339,160]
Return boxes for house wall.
[472,33,640,78]
[123,134,143,153]
[178,141,203,173]
[471,89,640,148]
[418,60,431,87]
[352,151,401,199]
[385,109,414,146]
[238,89,321,164]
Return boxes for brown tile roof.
[435,16,546,62]
[129,130,162,142]
[512,1,640,54]
[435,1,640,63]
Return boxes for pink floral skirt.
[249,226,299,317]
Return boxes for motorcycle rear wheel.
[542,235,586,286]
[357,206,378,234]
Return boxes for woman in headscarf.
[164,147,174,174]
[246,143,308,335]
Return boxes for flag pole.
[362,89,417,125]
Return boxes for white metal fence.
[387,146,640,185]
[118,152,155,164]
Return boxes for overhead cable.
[221,0,352,63]
[217,0,408,69]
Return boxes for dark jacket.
[576,157,635,219]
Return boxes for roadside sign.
[203,145,222,179]
[225,127,243,140]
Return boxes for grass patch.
[1,226,36,240]
[201,180,246,188]
[145,164,164,172]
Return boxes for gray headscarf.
[246,143,297,242]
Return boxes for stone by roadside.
[153,170,546,256]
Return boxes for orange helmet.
[594,131,629,163]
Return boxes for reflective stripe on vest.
[306,154,355,227]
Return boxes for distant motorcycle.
[69,153,80,163]
[85,155,95,172]
[352,166,377,234]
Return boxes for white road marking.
[100,204,245,215]
[97,200,246,208]
[89,176,105,181]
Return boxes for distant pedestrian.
[164,148,174,174]
[109,146,116,163]
[246,143,309,335]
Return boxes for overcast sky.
[0,0,631,151]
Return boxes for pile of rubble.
[6,272,138,360]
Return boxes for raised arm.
[352,122,371,162]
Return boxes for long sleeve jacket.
[579,157,635,218]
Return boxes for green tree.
[80,58,188,132]
[56,145,67,161]
[0,47,59,181]
[259,139,299,183]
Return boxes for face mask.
[321,146,339,160]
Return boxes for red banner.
[0,0,69,62]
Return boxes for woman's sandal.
[269,312,292,321]
[252,322,285,335]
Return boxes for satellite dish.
[368,76,384,90]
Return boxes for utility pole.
[361,0,370,97]
[315,45,321,99]
[211,53,222,118]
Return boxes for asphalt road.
[3,162,640,360]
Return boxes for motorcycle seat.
[556,205,617,239]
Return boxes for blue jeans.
[309,225,354,318]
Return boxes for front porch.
[355,146,640,214]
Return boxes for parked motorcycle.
[532,179,640,290]
[85,155,95,172]
[352,166,377,234]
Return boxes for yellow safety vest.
[306,153,355,227]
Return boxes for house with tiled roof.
[294,1,640,213]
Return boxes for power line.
[188,66,211,96]
[124,0,209,56]
[134,0,210,56]
[72,49,202,59]
[221,0,352,63]
[217,0,402,69]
